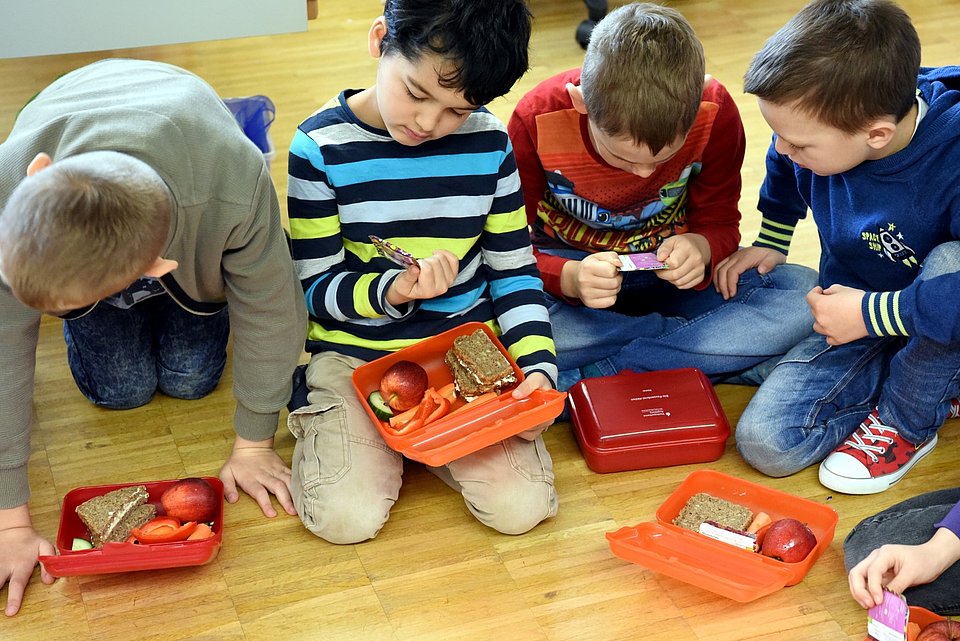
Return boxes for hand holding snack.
[655,233,711,289]
[848,528,960,610]
[562,251,621,309]
[387,248,460,305]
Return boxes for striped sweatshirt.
[753,67,960,343]
[287,91,557,383]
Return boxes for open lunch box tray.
[606,469,839,603]
[352,322,567,467]
[38,477,224,577]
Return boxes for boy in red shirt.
[508,2,817,390]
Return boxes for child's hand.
[806,284,867,345]
[655,234,711,289]
[0,506,56,617]
[714,246,787,299]
[848,529,960,609]
[511,372,554,440]
[220,436,297,518]
[387,249,460,305]
[562,251,621,308]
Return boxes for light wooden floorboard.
[3,1,960,639]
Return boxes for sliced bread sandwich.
[444,329,517,401]
[672,492,753,532]
[75,484,156,547]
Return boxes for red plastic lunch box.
[352,322,567,467]
[568,368,730,473]
[606,470,838,603]
[38,477,224,577]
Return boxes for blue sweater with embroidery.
[753,66,960,344]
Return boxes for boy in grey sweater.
[0,58,306,615]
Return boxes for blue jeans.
[546,250,819,391]
[63,294,229,408]
[844,488,960,615]
[737,242,960,477]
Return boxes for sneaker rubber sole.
[818,433,938,495]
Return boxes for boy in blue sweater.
[286,0,559,543]
[717,0,960,494]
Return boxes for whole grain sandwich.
[673,492,753,532]
[76,484,156,547]
[444,329,517,401]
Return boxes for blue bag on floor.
[223,95,275,154]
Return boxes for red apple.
[160,478,219,523]
[759,518,818,563]
[918,620,960,641]
[379,360,428,411]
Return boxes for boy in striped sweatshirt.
[285,0,559,543]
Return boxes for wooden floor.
[2,1,960,639]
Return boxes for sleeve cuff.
[0,464,31,510]
[935,501,960,539]
[380,271,418,319]
[861,290,911,337]
[523,365,559,390]
[233,403,280,442]
[752,216,798,255]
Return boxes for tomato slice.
[130,517,198,543]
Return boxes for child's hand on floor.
[561,251,621,308]
[387,249,460,305]
[655,234,711,289]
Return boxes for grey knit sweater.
[0,59,307,508]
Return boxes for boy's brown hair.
[743,0,920,133]
[0,151,171,311]
[580,2,705,154]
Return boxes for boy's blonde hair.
[0,151,171,310]
[743,0,920,133]
[580,2,705,154]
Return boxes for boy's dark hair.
[380,0,532,106]
[580,3,705,155]
[744,0,920,133]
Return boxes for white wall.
[0,0,306,59]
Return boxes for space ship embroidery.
[863,223,919,269]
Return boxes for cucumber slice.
[71,537,94,551]
[368,391,394,420]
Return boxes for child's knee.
[157,369,223,400]
[778,263,820,290]
[473,480,558,535]
[298,498,389,544]
[735,419,807,478]
[920,241,960,279]
[84,379,157,409]
[288,394,401,545]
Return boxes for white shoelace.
[842,413,897,463]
